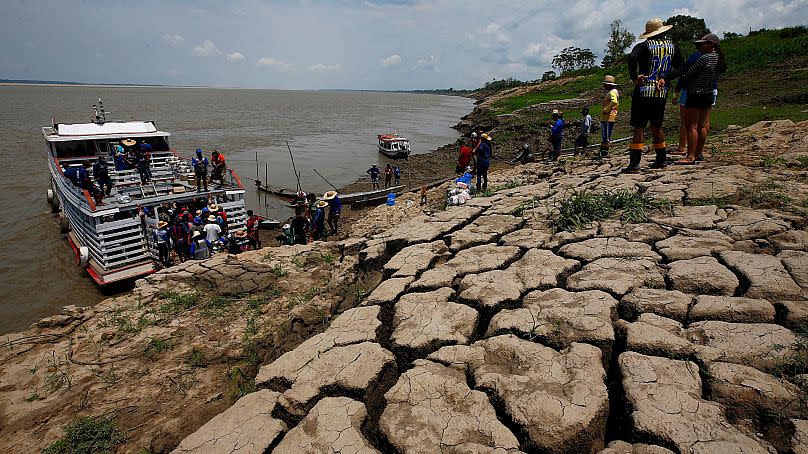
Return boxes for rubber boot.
[622,149,642,173]
[650,148,668,169]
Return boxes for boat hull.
[378,145,410,159]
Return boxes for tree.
[541,70,557,82]
[722,31,742,41]
[603,19,635,67]
[551,47,597,74]
[664,15,710,47]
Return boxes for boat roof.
[43,121,171,142]
[378,134,408,141]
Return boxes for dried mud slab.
[500,228,551,249]
[619,352,772,454]
[719,250,803,300]
[273,397,379,454]
[172,390,287,454]
[716,209,790,241]
[446,244,521,276]
[447,214,525,251]
[619,289,694,322]
[651,205,725,230]
[566,258,663,296]
[558,237,661,262]
[667,256,739,296]
[779,250,808,288]
[391,287,477,354]
[688,296,776,323]
[706,362,804,421]
[384,240,450,277]
[616,314,695,359]
[598,221,671,244]
[487,288,618,354]
[363,276,414,306]
[597,440,675,454]
[654,230,734,261]
[429,336,608,454]
[379,360,523,454]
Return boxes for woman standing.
[384,164,393,189]
[677,33,726,165]
[475,134,492,191]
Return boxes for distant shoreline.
[0,81,202,89]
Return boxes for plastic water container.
[386,193,396,206]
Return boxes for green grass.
[185,348,207,369]
[722,26,808,75]
[158,291,200,315]
[548,189,672,232]
[271,264,287,277]
[43,416,125,454]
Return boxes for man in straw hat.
[310,200,329,241]
[153,220,172,266]
[598,75,620,159]
[323,191,342,236]
[624,18,683,173]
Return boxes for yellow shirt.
[601,88,619,122]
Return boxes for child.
[599,75,619,158]
[420,185,427,206]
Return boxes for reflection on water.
[0,85,472,334]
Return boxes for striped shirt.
[684,52,719,94]
[628,38,683,98]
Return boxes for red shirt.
[458,146,472,168]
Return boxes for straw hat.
[207,215,217,222]
[121,139,136,146]
[316,200,329,208]
[639,18,672,39]
[323,191,338,200]
[602,75,617,86]
[157,220,168,228]
[551,109,560,115]
[192,230,202,239]
[195,209,202,216]
[234,230,248,238]
[208,203,219,211]
[695,33,720,45]
[480,133,492,141]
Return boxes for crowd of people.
[454,17,727,187]
[149,199,261,266]
[281,190,342,245]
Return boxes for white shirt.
[203,223,221,243]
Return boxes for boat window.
[140,136,170,152]
[53,140,94,158]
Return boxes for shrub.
[43,416,124,454]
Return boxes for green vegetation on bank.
[486,26,808,134]
[43,417,125,454]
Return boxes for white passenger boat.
[377,133,411,158]
[44,100,248,286]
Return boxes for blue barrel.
[386,193,396,206]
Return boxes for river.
[0,85,473,334]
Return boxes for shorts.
[575,135,588,148]
[630,95,667,128]
[684,92,713,110]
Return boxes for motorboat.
[377,133,411,158]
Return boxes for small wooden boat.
[341,185,405,204]
[377,133,411,159]
[258,219,281,230]
[256,184,306,201]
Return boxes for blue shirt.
[476,141,492,167]
[551,119,564,137]
[328,196,342,215]
[192,156,209,173]
[367,166,380,179]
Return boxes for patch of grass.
[144,337,173,357]
[42,416,125,454]
[761,156,788,168]
[291,256,304,268]
[687,196,731,209]
[227,366,256,398]
[158,291,200,315]
[44,351,71,394]
[548,189,672,233]
[26,390,39,402]
[321,253,336,265]
[200,295,237,318]
[271,264,287,277]
[109,312,140,335]
[736,180,792,208]
[795,156,808,168]
[185,348,207,369]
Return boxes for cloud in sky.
[191,40,222,57]
[380,54,402,68]
[161,34,184,47]
[226,52,246,62]
[309,63,342,72]
[256,57,294,72]
[2,0,806,90]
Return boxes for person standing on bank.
[574,107,592,156]
[475,133,492,191]
[367,164,380,190]
[676,33,726,165]
[384,164,393,189]
[549,110,564,161]
[324,191,342,236]
[393,164,401,185]
[599,75,619,158]
[624,18,683,173]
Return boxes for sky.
[1,0,806,90]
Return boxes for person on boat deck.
[367,164,380,190]
[393,165,401,185]
[246,210,265,249]
[291,206,309,245]
[192,149,209,192]
[204,215,222,243]
[210,150,227,186]
[138,142,153,182]
[310,200,328,241]
[475,133,492,191]
[63,165,85,188]
[153,220,172,267]
[323,191,341,236]
[189,231,212,260]
[384,164,393,189]
[93,156,113,196]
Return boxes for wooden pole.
[313,168,338,191]
[286,140,301,192]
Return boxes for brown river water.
[0,85,473,334]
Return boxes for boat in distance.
[377,133,411,158]
[44,100,248,286]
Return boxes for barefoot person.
[676,33,726,165]
[624,18,683,173]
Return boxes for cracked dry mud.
[176,149,808,454]
[11,121,808,453]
